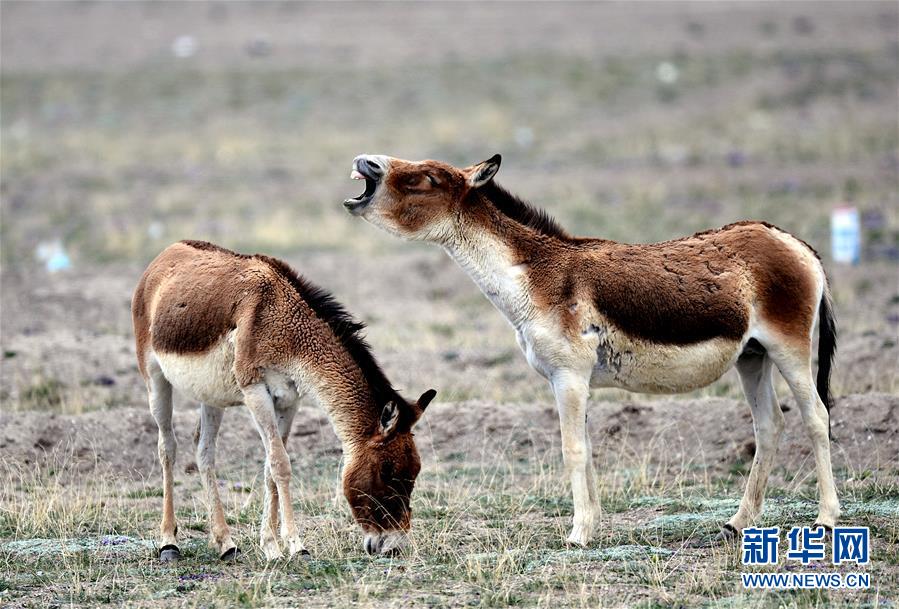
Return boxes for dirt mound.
[2,393,895,485]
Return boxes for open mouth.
[344,163,380,213]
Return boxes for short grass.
[1,442,896,608]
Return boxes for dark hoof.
[220,547,241,562]
[716,523,740,543]
[296,548,312,561]
[159,544,180,562]
[813,523,834,533]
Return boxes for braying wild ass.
[344,154,838,546]
[133,240,436,560]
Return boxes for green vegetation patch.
[2,535,154,558]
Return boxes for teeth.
[350,169,364,180]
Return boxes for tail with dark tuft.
[816,288,837,439]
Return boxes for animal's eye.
[402,174,435,191]
[381,462,394,480]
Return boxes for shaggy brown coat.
[344,153,838,547]
[133,240,435,559]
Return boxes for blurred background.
[1,1,897,413]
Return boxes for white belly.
[516,318,743,394]
[154,332,243,407]
[588,325,742,393]
[153,333,305,409]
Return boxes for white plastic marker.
[831,206,861,265]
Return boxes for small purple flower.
[178,572,220,583]
[101,535,131,546]
[726,150,747,168]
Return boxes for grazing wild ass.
[132,240,436,560]
[344,154,838,546]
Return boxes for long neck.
[289,348,382,450]
[439,199,552,328]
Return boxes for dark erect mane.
[476,181,569,239]
[180,240,399,408]
[260,256,400,408]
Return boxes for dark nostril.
[359,158,382,177]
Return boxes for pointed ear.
[417,389,437,411]
[466,154,502,188]
[407,389,437,427]
[379,401,401,438]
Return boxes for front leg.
[260,402,303,559]
[551,370,595,546]
[243,384,307,560]
[260,400,302,560]
[260,461,283,561]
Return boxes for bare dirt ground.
[2,2,898,607]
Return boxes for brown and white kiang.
[133,240,436,561]
[344,153,838,546]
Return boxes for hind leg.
[771,350,840,528]
[196,404,239,560]
[147,361,179,561]
[724,353,784,536]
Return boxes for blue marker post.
[831,206,861,265]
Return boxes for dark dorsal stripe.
[476,181,570,239]
[181,241,399,407]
